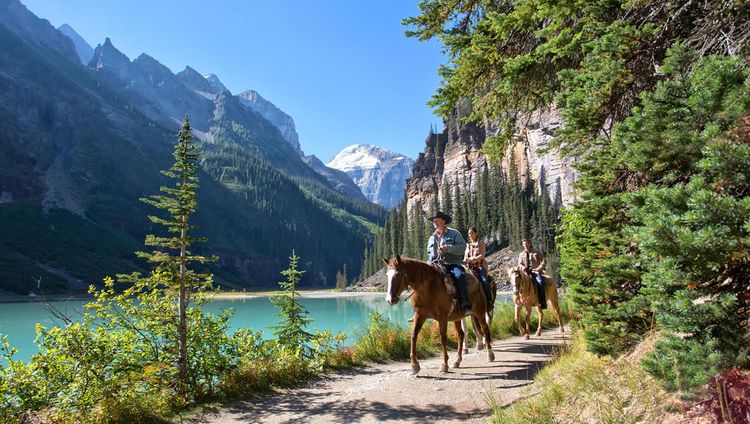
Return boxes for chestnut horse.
[461,273,497,352]
[508,265,564,339]
[383,255,495,375]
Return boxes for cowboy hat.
[427,211,452,225]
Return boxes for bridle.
[388,266,414,302]
[510,269,522,296]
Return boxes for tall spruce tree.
[136,116,215,391]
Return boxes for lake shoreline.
[0,289,385,303]
[0,289,515,303]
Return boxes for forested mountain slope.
[0,0,385,294]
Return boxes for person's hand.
[439,246,447,253]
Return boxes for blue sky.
[22,0,445,162]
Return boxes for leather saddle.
[431,264,481,307]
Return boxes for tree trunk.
[178,214,188,391]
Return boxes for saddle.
[431,264,481,314]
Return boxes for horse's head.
[382,255,407,305]
[508,265,524,295]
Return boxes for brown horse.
[508,265,564,339]
[383,255,495,375]
[461,272,497,352]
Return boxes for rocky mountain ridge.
[328,144,414,209]
[0,0,383,293]
[56,23,93,65]
[406,108,577,218]
[238,90,303,156]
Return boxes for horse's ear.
[395,254,402,263]
[381,257,389,266]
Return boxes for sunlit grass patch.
[489,332,683,424]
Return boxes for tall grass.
[490,332,681,423]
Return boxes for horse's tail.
[544,274,559,302]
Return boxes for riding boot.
[454,271,472,316]
[477,267,493,308]
[534,272,547,309]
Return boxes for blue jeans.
[472,266,493,305]
[533,272,547,309]
[446,264,471,311]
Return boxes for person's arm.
[535,252,546,272]
[427,235,435,263]
[442,230,466,256]
[477,241,486,262]
[463,244,470,263]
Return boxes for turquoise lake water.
[0,294,416,362]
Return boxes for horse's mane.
[395,257,442,289]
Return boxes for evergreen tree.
[452,175,464,232]
[136,116,215,391]
[335,263,348,290]
[441,175,452,215]
[271,250,313,357]
[389,208,399,256]
[414,200,426,260]
[477,165,490,235]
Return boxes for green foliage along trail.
[0,119,345,423]
[405,0,750,394]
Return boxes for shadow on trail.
[219,393,481,423]
[193,331,570,423]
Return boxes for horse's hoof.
[560,327,565,333]
[463,348,469,354]
[476,342,484,351]
[411,364,421,375]
[536,331,542,337]
[440,364,449,373]
[524,334,530,340]
[452,360,461,368]
[488,350,495,362]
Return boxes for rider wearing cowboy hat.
[427,211,472,317]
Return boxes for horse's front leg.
[460,318,469,353]
[438,320,449,373]
[478,314,495,362]
[410,313,426,375]
[524,306,532,340]
[536,305,544,336]
[472,315,484,350]
[514,303,524,337]
[453,320,464,368]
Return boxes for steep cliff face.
[57,24,93,65]
[238,90,303,156]
[405,109,577,215]
[499,110,578,208]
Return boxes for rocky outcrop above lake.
[405,107,577,219]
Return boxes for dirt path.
[193,329,569,424]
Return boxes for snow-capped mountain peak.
[327,144,414,208]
